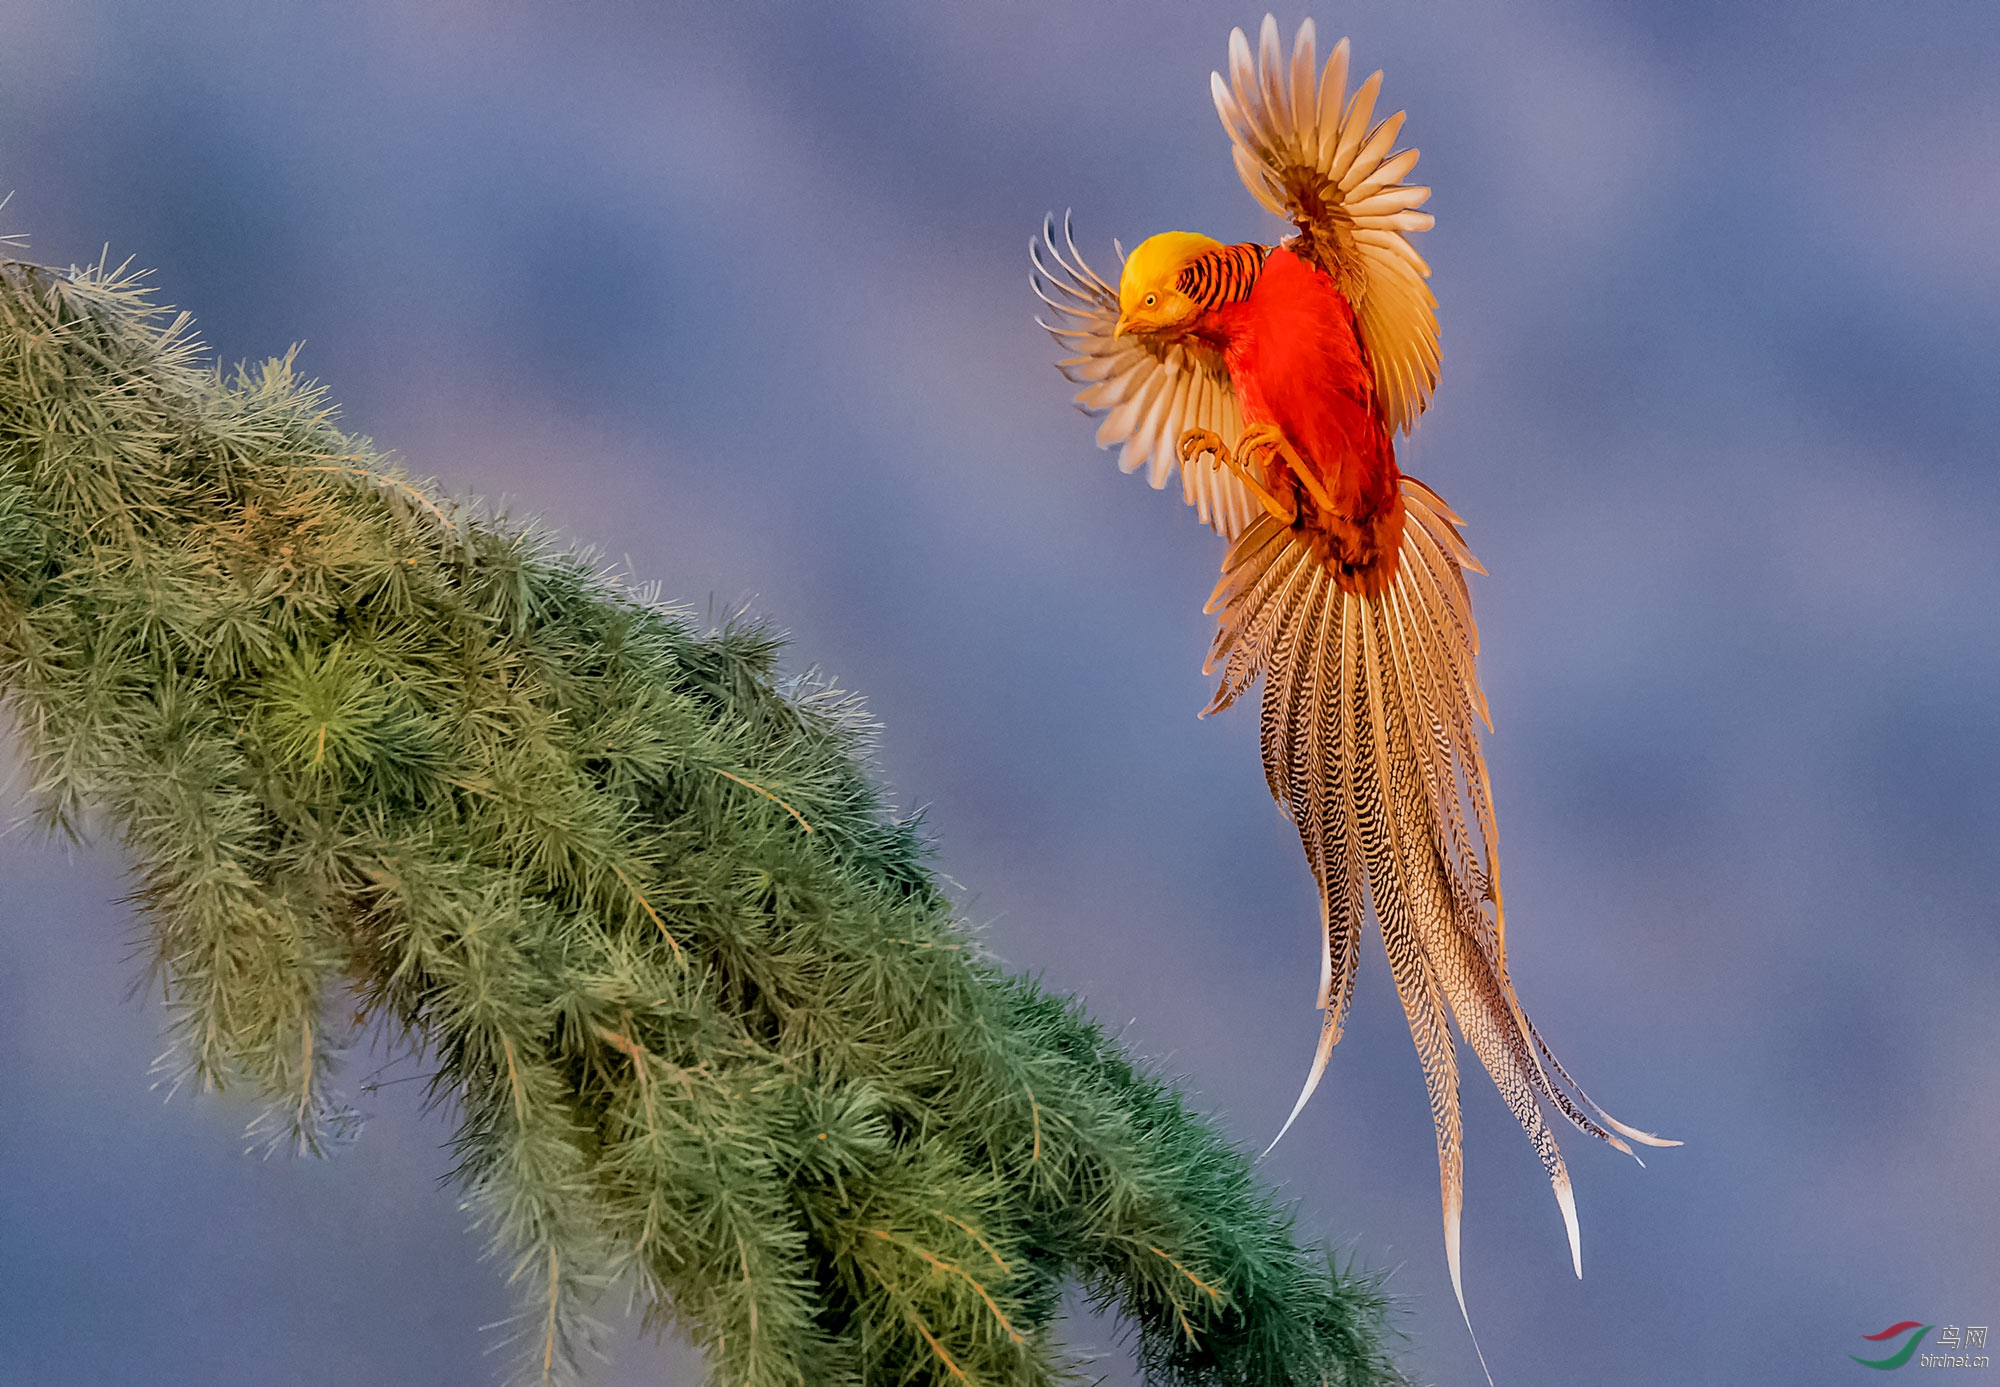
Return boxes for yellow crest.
[1115,231,1221,335]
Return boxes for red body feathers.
[1197,247,1405,592]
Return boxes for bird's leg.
[1178,428,1297,525]
[1238,423,1336,516]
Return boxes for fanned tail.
[1204,477,1676,1344]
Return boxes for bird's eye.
[1144,293,1157,307]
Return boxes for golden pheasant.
[1031,13,1674,1348]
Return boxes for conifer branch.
[0,255,1409,1387]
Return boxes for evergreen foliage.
[0,257,1407,1387]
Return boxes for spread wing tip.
[1211,16,1442,434]
[1029,210,1256,534]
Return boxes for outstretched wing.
[1032,214,1260,540]
[1212,17,1440,436]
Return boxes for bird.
[1031,13,1675,1357]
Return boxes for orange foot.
[1236,423,1336,516]
[1178,427,1296,525]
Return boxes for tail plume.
[1205,477,1676,1335]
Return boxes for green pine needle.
[0,255,1408,1387]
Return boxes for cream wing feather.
[1031,215,1261,539]
[1211,17,1441,436]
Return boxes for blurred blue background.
[2,2,1996,1383]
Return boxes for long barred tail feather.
[1203,476,1677,1346]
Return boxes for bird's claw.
[1178,427,1229,469]
[1238,423,1336,515]
[1182,426,1300,526]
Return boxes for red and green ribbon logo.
[1851,1322,1932,1370]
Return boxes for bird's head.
[1115,231,1221,337]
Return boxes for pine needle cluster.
[0,257,1407,1387]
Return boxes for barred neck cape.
[1203,476,1674,1324]
[1177,242,1271,309]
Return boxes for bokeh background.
[3,2,1997,1383]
